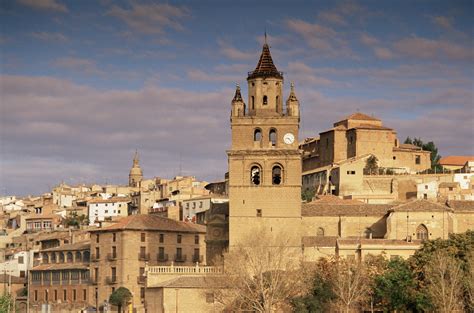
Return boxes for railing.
[107,253,117,261]
[138,253,150,261]
[147,264,223,275]
[174,254,187,263]
[157,253,168,262]
[105,276,116,285]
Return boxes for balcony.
[105,276,117,285]
[192,255,203,263]
[138,253,150,261]
[174,254,187,263]
[107,253,117,261]
[157,253,168,262]
[137,275,146,284]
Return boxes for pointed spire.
[264,30,267,45]
[232,83,243,101]
[289,82,298,101]
[133,150,140,167]
[248,34,282,80]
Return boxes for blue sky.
[1,0,473,196]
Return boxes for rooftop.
[340,112,381,122]
[247,41,283,80]
[302,202,392,216]
[390,199,452,212]
[92,214,206,233]
[439,156,474,166]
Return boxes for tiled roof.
[342,112,381,122]
[248,43,282,79]
[88,197,130,204]
[439,182,459,188]
[351,124,393,131]
[154,276,227,288]
[92,214,206,233]
[390,199,451,212]
[42,241,90,252]
[446,200,474,211]
[302,203,392,216]
[302,236,337,247]
[439,156,474,166]
[25,213,62,220]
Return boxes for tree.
[364,156,378,175]
[109,287,132,313]
[424,251,464,313]
[301,187,315,202]
[0,293,15,313]
[405,137,442,171]
[373,257,427,312]
[214,227,308,312]
[404,136,413,144]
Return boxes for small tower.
[231,84,246,117]
[129,151,143,187]
[286,82,300,119]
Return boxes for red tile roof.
[439,156,474,166]
[91,214,206,233]
[342,112,381,121]
[390,199,451,212]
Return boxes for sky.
[1,0,473,196]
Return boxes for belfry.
[228,39,302,246]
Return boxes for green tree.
[373,257,429,312]
[364,155,379,175]
[109,287,132,313]
[0,293,15,313]
[301,187,315,202]
[291,272,335,313]
[404,137,442,171]
[404,136,413,144]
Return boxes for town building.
[87,197,130,225]
[439,155,474,172]
[89,214,206,312]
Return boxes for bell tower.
[129,151,143,187]
[228,39,302,247]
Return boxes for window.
[34,290,38,301]
[112,233,116,242]
[140,246,146,257]
[195,235,199,244]
[158,247,165,259]
[111,267,116,281]
[254,129,262,141]
[18,256,24,264]
[326,138,329,147]
[159,234,164,243]
[96,234,99,243]
[423,193,428,200]
[251,96,255,110]
[83,289,87,301]
[67,252,73,262]
[20,270,25,278]
[63,289,67,301]
[176,248,182,259]
[256,209,262,217]
[73,289,76,301]
[416,224,428,240]
[449,187,453,191]
[393,156,396,160]
[199,201,203,208]
[415,155,421,164]
[206,292,214,303]
[347,171,356,175]
[276,96,279,106]
[425,185,428,190]
[272,165,282,185]
[251,166,261,185]
[141,233,146,242]
[269,129,277,147]
[45,290,48,301]
[140,287,145,299]
[54,290,58,301]
[95,247,100,259]
[112,246,117,258]
[263,95,268,105]
[177,234,182,244]
[317,227,324,237]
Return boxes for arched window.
[317,227,324,237]
[269,129,277,147]
[42,253,49,264]
[272,165,282,185]
[416,224,428,240]
[51,253,57,263]
[263,95,268,105]
[58,252,65,263]
[75,251,82,263]
[67,252,73,262]
[254,129,262,142]
[251,166,261,186]
[83,251,90,262]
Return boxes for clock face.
[284,133,295,144]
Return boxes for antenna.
[179,153,182,176]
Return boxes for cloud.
[108,2,190,35]
[187,69,241,83]
[0,75,232,195]
[31,31,68,42]
[285,19,354,58]
[373,47,395,60]
[52,57,103,75]
[217,40,255,61]
[286,62,334,86]
[360,33,378,45]
[431,16,452,29]
[17,0,68,12]
[394,36,473,61]
[317,11,346,25]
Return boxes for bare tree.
[424,251,464,313]
[214,227,308,312]
[329,256,370,313]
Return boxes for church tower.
[129,151,143,187]
[228,39,302,247]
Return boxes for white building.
[454,173,474,190]
[87,197,130,225]
[182,195,229,223]
[0,250,35,277]
[417,181,439,201]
